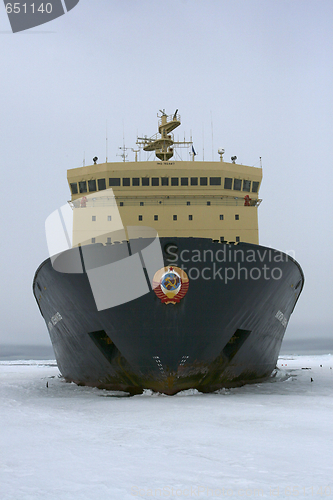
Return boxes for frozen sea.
[1,355,332,500]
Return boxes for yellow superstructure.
[67,112,262,247]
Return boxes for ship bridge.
[67,110,263,247]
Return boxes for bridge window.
[109,178,120,187]
[161,177,169,186]
[200,177,208,186]
[171,178,179,186]
[142,177,149,186]
[234,179,242,191]
[123,178,130,187]
[152,177,159,186]
[70,183,78,194]
[181,177,188,186]
[132,177,140,186]
[97,178,106,190]
[210,177,221,186]
[191,177,198,186]
[243,180,251,192]
[88,180,96,192]
[252,181,259,193]
[79,181,87,193]
[224,178,232,189]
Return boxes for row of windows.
[91,235,241,244]
[111,177,258,192]
[110,177,223,187]
[71,179,107,194]
[90,214,239,222]
[71,177,259,194]
[118,201,240,207]
[137,214,239,221]
[91,215,113,221]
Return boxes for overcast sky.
[1,0,332,347]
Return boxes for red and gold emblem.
[153,266,189,305]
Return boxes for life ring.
[80,196,87,208]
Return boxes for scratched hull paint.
[33,238,304,395]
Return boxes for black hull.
[33,238,304,394]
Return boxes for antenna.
[202,125,205,161]
[117,145,128,162]
[132,148,140,162]
[218,149,225,162]
[106,120,108,163]
[83,151,85,167]
[116,121,128,162]
[210,111,214,161]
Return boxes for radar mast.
[137,110,192,161]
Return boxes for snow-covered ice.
[1,355,332,500]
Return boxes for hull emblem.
[153,266,189,305]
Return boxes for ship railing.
[70,196,262,209]
[70,196,118,209]
[137,131,175,145]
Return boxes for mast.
[137,109,192,161]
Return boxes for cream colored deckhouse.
[67,111,262,247]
